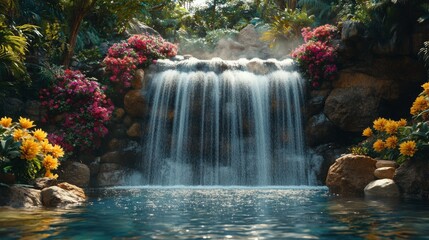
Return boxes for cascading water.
[141,57,318,186]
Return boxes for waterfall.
[141,58,315,185]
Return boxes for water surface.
[1,187,428,239]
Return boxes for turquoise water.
[1,186,429,239]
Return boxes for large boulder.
[313,143,347,185]
[364,179,400,198]
[41,185,85,208]
[0,185,42,208]
[124,90,146,118]
[326,154,377,196]
[59,162,90,188]
[394,160,429,199]
[126,18,161,37]
[97,169,127,187]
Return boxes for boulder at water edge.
[364,179,400,198]
[394,160,429,199]
[59,162,90,187]
[326,154,376,196]
[0,184,42,208]
[41,185,86,208]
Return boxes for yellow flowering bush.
[357,81,429,163]
[0,116,63,183]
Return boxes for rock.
[99,163,123,173]
[127,122,141,137]
[59,162,90,188]
[132,69,145,89]
[376,160,398,168]
[364,179,400,198]
[41,186,85,208]
[313,143,347,185]
[89,157,101,177]
[123,115,134,127]
[237,25,261,47]
[97,170,127,187]
[112,108,125,122]
[100,151,122,164]
[108,138,126,151]
[394,160,429,199]
[305,113,338,147]
[324,86,380,133]
[341,20,365,41]
[306,90,331,117]
[374,167,395,179]
[326,154,377,196]
[0,185,42,208]
[34,177,58,189]
[57,182,86,200]
[111,123,128,138]
[124,90,146,118]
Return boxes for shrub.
[39,70,114,155]
[290,24,338,88]
[0,117,63,183]
[103,34,178,91]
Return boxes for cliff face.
[307,20,429,184]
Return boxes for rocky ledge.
[0,178,86,208]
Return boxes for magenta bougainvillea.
[39,70,114,154]
[103,34,178,90]
[291,24,338,88]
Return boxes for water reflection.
[1,187,429,239]
[0,207,82,239]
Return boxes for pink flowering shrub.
[39,70,114,154]
[103,34,178,90]
[291,24,339,88]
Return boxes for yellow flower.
[373,118,388,131]
[40,139,54,154]
[385,136,398,149]
[384,120,399,135]
[362,127,373,137]
[373,139,385,152]
[20,139,41,160]
[33,129,47,141]
[13,129,29,141]
[51,144,64,158]
[422,82,429,95]
[399,141,417,157]
[18,117,35,129]
[0,117,12,128]
[410,96,429,116]
[43,155,59,170]
[45,169,59,179]
[397,119,407,127]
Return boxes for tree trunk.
[63,0,97,68]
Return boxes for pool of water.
[1,186,429,239]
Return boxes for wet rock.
[0,185,42,208]
[364,179,400,198]
[374,167,395,179]
[124,90,146,118]
[326,154,376,196]
[127,122,142,137]
[99,163,122,172]
[313,143,347,185]
[376,160,398,168]
[41,185,85,208]
[101,151,122,164]
[97,170,127,187]
[394,160,429,199]
[89,157,101,177]
[306,90,330,117]
[305,113,338,147]
[59,162,90,188]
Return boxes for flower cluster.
[358,81,429,163]
[103,34,178,91]
[0,117,64,183]
[39,70,114,154]
[290,24,338,88]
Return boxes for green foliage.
[419,41,429,78]
[261,8,314,48]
